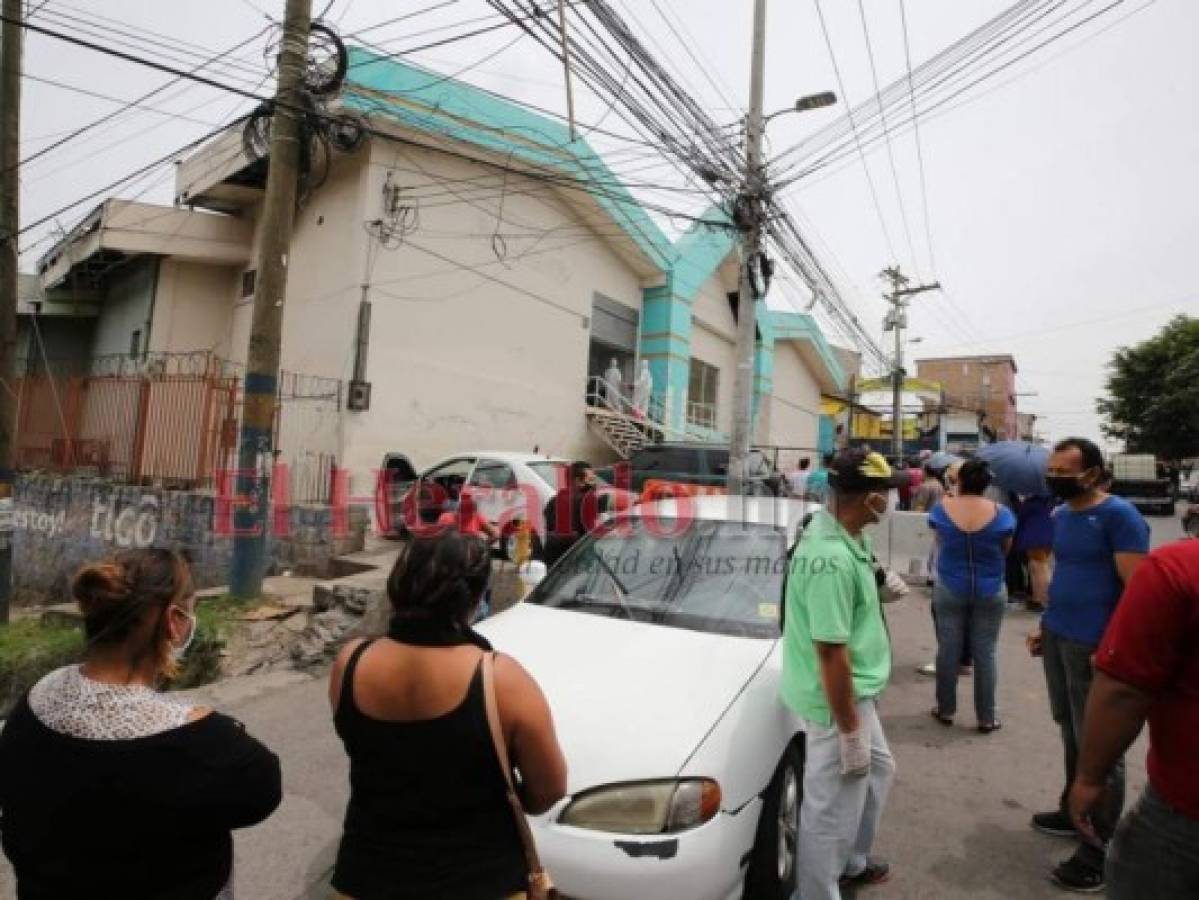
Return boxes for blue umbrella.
[928,451,963,472]
[978,441,1050,497]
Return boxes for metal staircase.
[584,376,674,459]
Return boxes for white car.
[382,451,634,558]
[478,496,815,900]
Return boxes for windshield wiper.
[591,551,632,618]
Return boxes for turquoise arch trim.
[344,47,675,275]
[767,310,847,392]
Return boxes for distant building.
[916,354,1019,442]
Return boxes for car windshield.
[529,517,787,639]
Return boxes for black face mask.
[1047,475,1088,500]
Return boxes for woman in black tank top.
[329,530,567,900]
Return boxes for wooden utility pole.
[727,0,767,498]
[0,0,24,623]
[229,0,312,600]
[881,265,939,461]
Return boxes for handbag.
[482,652,559,900]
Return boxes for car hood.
[477,602,775,794]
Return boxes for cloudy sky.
[13,0,1198,447]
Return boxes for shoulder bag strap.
[482,652,549,882]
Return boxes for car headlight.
[559,779,721,834]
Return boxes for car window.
[422,457,476,499]
[471,459,517,489]
[530,518,787,639]
[529,461,570,491]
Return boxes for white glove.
[883,569,910,601]
[838,726,871,776]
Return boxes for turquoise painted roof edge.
[670,205,736,301]
[343,46,674,273]
[769,310,847,391]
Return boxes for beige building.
[31,49,846,494]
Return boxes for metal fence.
[11,352,342,500]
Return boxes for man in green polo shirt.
[782,448,901,900]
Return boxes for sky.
[12,0,1199,449]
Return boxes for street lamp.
[762,91,838,126]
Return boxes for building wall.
[322,141,647,483]
[686,274,737,434]
[90,257,159,358]
[768,342,822,459]
[149,259,240,357]
[917,357,1018,440]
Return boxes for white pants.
[794,699,895,900]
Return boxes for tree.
[1097,315,1199,461]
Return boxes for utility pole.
[727,0,767,498]
[556,0,578,141]
[881,265,939,461]
[229,0,312,600]
[0,0,23,624]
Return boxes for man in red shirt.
[1068,538,1199,899]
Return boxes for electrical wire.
[856,0,919,274]
[12,26,270,173]
[812,0,897,263]
[899,0,937,277]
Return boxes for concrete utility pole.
[0,0,24,623]
[230,0,312,600]
[727,0,767,498]
[881,265,939,461]
[556,0,578,141]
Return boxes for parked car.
[597,442,789,499]
[381,451,635,558]
[477,496,811,900]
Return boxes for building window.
[687,358,719,429]
[241,269,257,298]
[129,329,141,359]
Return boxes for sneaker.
[1050,853,1105,893]
[1032,810,1077,837]
[916,662,936,677]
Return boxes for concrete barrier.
[867,511,935,583]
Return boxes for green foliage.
[0,619,85,714]
[0,596,258,710]
[1098,315,1199,460]
[171,595,255,690]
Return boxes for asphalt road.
[0,510,1186,900]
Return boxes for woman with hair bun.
[0,549,282,899]
[329,529,567,900]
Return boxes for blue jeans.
[932,583,1006,723]
[1108,785,1199,899]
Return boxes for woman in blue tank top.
[928,459,1016,733]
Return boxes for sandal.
[930,708,953,726]
[978,721,1003,734]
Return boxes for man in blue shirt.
[1028,437,1149,893]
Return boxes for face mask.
[1047,474,1088,501]
[865,493,889,524]
[170,608,197,662]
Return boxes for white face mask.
[865,493,889,524]
[170,607,197,662]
